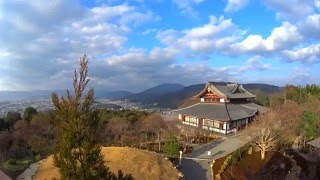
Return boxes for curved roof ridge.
[239,85,256,97]
[230,84,240,93]
[193,82,210,98]
[208,82,227,97]
[240,104,258,117]
[173,103,201,111]
[240,103,258,110]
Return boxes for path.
[17,160,42,180]
[180,132,252,180]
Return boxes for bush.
[7,159,16,165]
[163,136,179,158]
[35,154,42,162]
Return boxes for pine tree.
[51,55,114,179]
[163,136,179,158]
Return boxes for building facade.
[175,82,267,134]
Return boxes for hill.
[123,83,185,104]
[0,90,132,101]
[34,147,179,180]
[124,83,282,108]
[95,90,132,99]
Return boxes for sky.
[0,0,319,92]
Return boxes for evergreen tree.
[298,111,318,141]
[5,111,21,127]
[163,136,179,158]
[23,106,38,122]
[52,55,114,179]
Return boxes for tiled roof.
[174,102,260,121]
[209,82,256,99]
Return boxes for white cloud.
[263,0,315,21]
[315,0,320,8]
[89,48,263,91]
[172,0,205,18]
[235,22,302,53]
[0,0,159,90]
[141,28,158,35]
[282,44,320,63]
[238,56,271,72]
[157,16,243,56]
[224,0,249,12]
[300,14,320,40]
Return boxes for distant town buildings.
[175,82,267,134]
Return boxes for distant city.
[0,98,169,118]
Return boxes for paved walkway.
[180,132,252,180]
[17,160,42,180]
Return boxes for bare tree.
[254,128,276,160]
[179,125,197,143]
[107,117,131,146]
[141,113,167,151]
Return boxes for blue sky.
[0,0,319,92]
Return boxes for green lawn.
[1,156,34,179]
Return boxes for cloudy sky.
[0,0,319,92]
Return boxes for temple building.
[174,82,267,134]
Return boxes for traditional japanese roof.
[174,102,261,121]
[194,82,256,99]
[307,137,320,149]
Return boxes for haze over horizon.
[0,0,319,92]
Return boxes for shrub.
[163,136,179,158]
[7,159,16,165]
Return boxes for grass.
[34,147,180,180]
[1,156,34,179]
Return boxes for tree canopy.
[5,111,21,127]
[51,55,115,179]
[163,136,179,158]
[23,106,38,122]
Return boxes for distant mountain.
[242,83,282,94]
[124,83,282,108]
[0,90,132,101]
[0,90,55,101]
[123,83,185,104]
[95,90,132,99]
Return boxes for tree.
[163,136,179,158]
[0,117,5,130]
[28,111,56,155]
[298,111,318,141]
[0,130,13,163]
[51,55,114,179]
[107,117,132,146]
[253,128,276,160]
[23,106,38,122]
[5,111,21,127]
[141,113,166,151]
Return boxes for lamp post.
[211,159,215,179]
[179,151,183,165]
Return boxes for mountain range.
[0,82,281,108]
[121,83,282,108]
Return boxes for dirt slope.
[34,147,179,180]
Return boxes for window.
[183,116,198,127]
[204,98,219,102]
[203,119,214,127]
[214,121,220,128]
[203,119,221,131]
